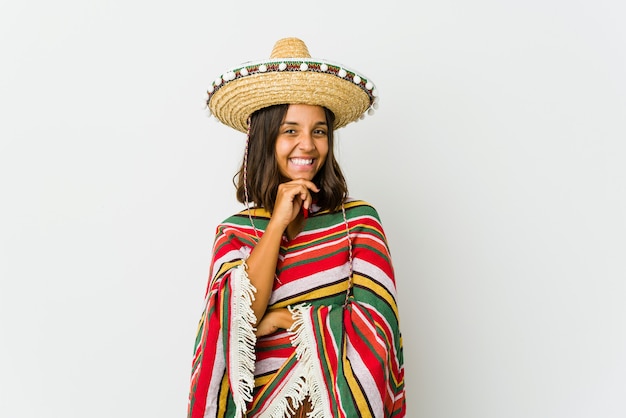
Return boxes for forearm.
[245,219,285,324]
[255,307,295,337]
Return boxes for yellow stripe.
[217,373,229,417]
[353,274,399,317]
[356,224,387,239]
[249,354,298,411]
[288,228,346,249]
[343,200,368,210]
[254,372,274,387]
[343,341,374,418]
[215,260,243,280]
[272,281,348,308]
[374,323,403,389]
[246,200,369,220]
[247,207,271,218]
[315,307,337,405]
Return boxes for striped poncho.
[188,200,405,417]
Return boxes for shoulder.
[343,198,383,221]
[219,207,271,225]
[214,207,271,236]
[342,198,389,234]
[343,199,391,245]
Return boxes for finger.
[302,190,313,210]
[293,194,304,210]
[301,181,320,194]
[284,184,310,204]
[276,181,317,213]
[286,179,320,193]
[278,182,313,199]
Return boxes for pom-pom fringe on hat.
[206,37,379,133]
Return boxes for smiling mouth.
[290,158,314,166]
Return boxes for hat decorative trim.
[208,59,378,100]
[206,38,379,133]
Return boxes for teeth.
[291,158,313,165]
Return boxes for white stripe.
[270,264,349,303]
[255,357,289,375]
[353,258,396,297]
[346,337,385,416]
[283,233,349,260]
[356,301,402,364]
[203,328,225,417]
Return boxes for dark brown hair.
[234,104,348,213]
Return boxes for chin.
[283,172,316,181]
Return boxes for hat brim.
[208,60,376,133]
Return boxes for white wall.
[1,1,625,417]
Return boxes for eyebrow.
[281,121,328,126]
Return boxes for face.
[275,104,329,182]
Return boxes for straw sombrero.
[206,37,379,133]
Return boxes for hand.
[270,180,320,229]
[254,308,294,337]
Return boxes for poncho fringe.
[287,303,330,418]
[230,261,258,416]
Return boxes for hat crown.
[270,37,311,59]
[207,37,376,133]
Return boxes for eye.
[313,129,327,136]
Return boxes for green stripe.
[352,285,402,355]
[282,229,346,252]
[353,242,390,263]
[312,306,345,416]
[247,355,298,415]
[279,246,347,273]
[255,341,292,353]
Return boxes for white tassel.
[257,305,334,417]
[287,304,331,418]
[230,262,258,417]
[257,364,308,418]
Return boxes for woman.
[188,38,405,418]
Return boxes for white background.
[1,0,625,417]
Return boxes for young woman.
[188,37,406,418]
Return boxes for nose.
[298,131,315,151]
